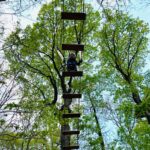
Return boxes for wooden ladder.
[62,113,81,118]
[63,145,79,150]
[61,12,86,20]
[61,7,86,150]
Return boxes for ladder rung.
[62,113,81,118]
[62,130,80,135]
[62,71,83,77]
[62,44,84,51]
[63,145,79,150]
[63,93,82,99]
[61,12,86,20]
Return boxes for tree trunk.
[145,112,150,124]
[60,76,72,149]
[61,125,70,150]
[118,69,150,124]
[89,95,105,150]
[132,91,150,124]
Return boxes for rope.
[77,76,81,144]
[62,0,65,12]
[61,0,66,72]
[83,0,85,13]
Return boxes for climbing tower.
[60,0,86,149]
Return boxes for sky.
[1,0,150,36]
[127,0,150,71]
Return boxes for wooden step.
[63,145,79,150]
[62,44,84,51]
[62,71,83,77]
[63,93,82,99]
[61,12,86,20]
[62,113,81,118]
[62,130,80,135]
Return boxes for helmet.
[69,53,76,59]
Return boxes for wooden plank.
[63,145,79,150]
[62,113,81,118]
[62,130,80,135]
[61,12,86,20]
[62,44,84,51]
[63,93,82,99]
[62,71,83,77]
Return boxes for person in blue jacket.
[66,53,82,89]
[67,53,82,71]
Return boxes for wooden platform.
[62,44,84,51]
[63,145,79,150]
[62,130,80,135]
[62,71,83,77]
[61,12,86,20]
[63,93,82,99]
[62,113,81,118]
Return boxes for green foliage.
[135,98,150,117]
[0,119,5,126]
[98,9,149,82]
[95,8,150,150]
[4,103,19,110]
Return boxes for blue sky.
[129,0,150,23]
[128,0,150,71]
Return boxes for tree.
[97,9,150,123]
[93,9,150,149]
[96,0,130,7]
[80,75,106,150]
[2,1,102,149]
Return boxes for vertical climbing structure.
[60,0,86,149]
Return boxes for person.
[67,53,82,71]
[66,53,82,88]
